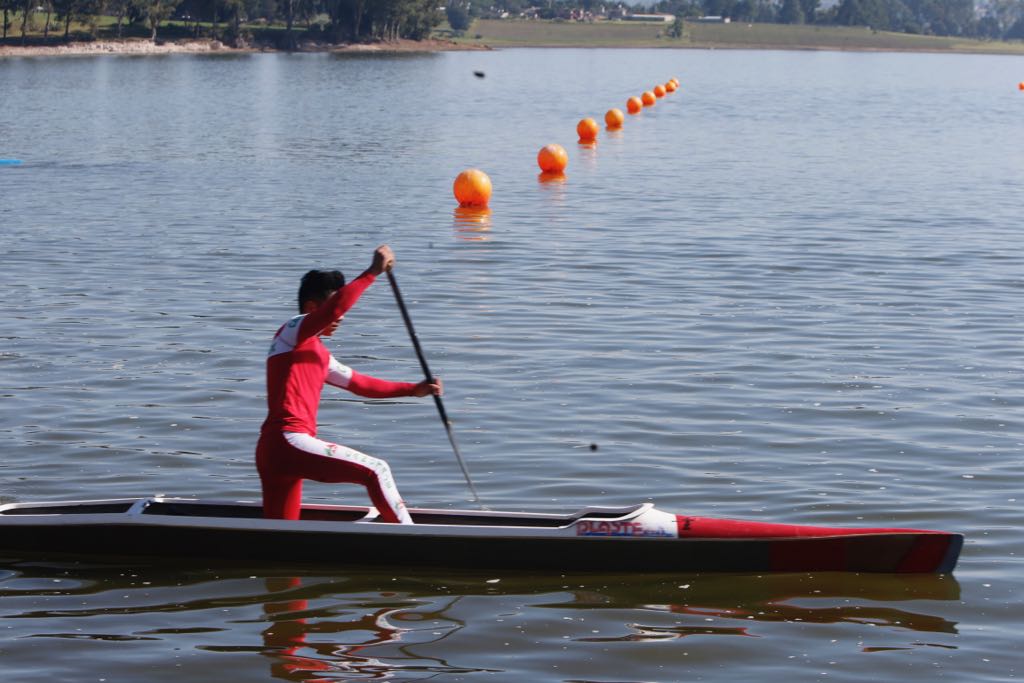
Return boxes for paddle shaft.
[386,269,482,506]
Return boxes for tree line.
[653,0,1024,38]
[4,0,1024,47]
[457,0,1024,41]
[1,0,442,47]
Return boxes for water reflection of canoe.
[0,497,962,574]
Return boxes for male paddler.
[256,245,441,524]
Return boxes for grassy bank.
[451,18,1024,54]
[0,13,470,52]
[1,13,212,45]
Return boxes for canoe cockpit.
[0,496,654,528]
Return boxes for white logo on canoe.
[576,520,674,538]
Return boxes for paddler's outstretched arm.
[297,246,394,342]
[327,356,443,399]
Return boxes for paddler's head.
[298,269,345,336]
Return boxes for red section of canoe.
[674,515,961,573]
[896,534,959,572]
[675,515,945,538]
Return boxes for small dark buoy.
[590,443,598,451]
[474,71,485,78]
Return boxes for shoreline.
[0,37,490,59]
[1,31,1021,58]
[453,40,1020,54]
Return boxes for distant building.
[623,13,674,22]
[696,15,731,22]
[569,8,597,22]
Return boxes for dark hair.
[298,269,345,312]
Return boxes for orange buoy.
[654,84,666,98]
[604,108,625,129]
[665,81,677,93]
[453,168,492,207]
[1019,81,1024,90]
[577,117,599,143]
[641,91,656,107]
[537,144,568,174]
[626,96,643,114]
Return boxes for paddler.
[256,245,441,524]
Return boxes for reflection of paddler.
[261,577,404,682]
[262,576,332,680]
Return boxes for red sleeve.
[346,370,420,399]
[297,270,376,343]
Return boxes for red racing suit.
[256,270,419,523]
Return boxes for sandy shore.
[0,39,236,57]
[330,38,488,52]
[0,37,486,58]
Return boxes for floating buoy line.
[454,76,680,208]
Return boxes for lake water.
[1,46,1022,682]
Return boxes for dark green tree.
[1,0,20,38]
[20,0,33,43]
[976,14,1000,37]
[754,0,777,21]
[799,0,819,22]
[447,2,470,32]
[667,15,684,37]
[986,0,1024,36]
[906,0,974,35]
[146,0,179,40]
[1004,14,1024,37]
[836,0,893,29]
[836,0,978,34]
[654,0,701,14]
[106,0,142,37]
[52,0,73,37]
[41,0,53,38]
[779,0,805,22]
[325,0,367,42]
[702,0,735,17]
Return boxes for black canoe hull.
[0,498,963,573]
[0,521,962,573]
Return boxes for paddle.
[386,267,483,508]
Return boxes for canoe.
[0,497,962,573]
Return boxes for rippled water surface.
[1,48,1022,682]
